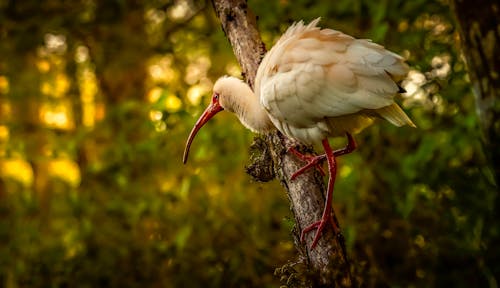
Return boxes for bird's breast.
[260,64,332,145]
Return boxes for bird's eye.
[214,93,219,100]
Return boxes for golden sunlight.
[47,158,81,188]
[168,0,191,21]
[147,87,163,103]
[76,50,99,128]
[0,100,11,121]
[36,60,51,73]
[165,94,182,112]
[148,56,178,84]
[0,158,34,187]
[39,101,75,130]
[186,83,210,106]
[0,75,10,94]
[0,125,9,141]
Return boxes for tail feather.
[376,103,416,127]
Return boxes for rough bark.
[212,0,353,286]
[452,0,500,188]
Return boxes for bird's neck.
[228,81,273,133]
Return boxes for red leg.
[300,139,339,249]
[333,133,356,157]
[289,133,356,180]
[300,138,339,249]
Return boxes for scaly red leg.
[333,133,357,157]
[299,133,356,249]
[289,133,356,180]
[300,138,338,248]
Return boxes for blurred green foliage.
[0,0,497,287]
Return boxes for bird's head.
[183,76,239,164]
[183,76,268,164]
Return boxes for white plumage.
[256,18,414,144]
[184,18,415,249]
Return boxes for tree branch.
[211,0,354,286]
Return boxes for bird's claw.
[291,156,326,180]
[301,215,339,250]
[300,221,323,249]
[287,147,326,180]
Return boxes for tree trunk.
[452,0,500,188]
[211,1,353,286]
[452,0,500,281]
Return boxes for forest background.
[0,0,498,287]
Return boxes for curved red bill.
[183,96,223,164]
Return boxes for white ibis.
[183,18,415,249]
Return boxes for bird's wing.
[256,19,409,128]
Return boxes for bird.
[183,18,415,249]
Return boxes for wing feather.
[256,18,411,135]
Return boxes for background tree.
[452,0,500,280]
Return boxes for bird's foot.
[287,133,356,181]
[287,147,326,180]
[300,213,339,250]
